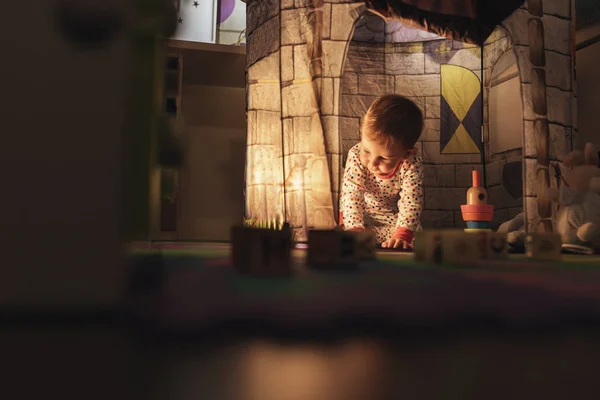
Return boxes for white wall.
[177,51,246,241]
[172,0,218,43]
[217,0,247,44]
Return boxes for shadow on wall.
[175,46,247,241]
[483,35,524,228]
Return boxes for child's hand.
[381,238,413,250]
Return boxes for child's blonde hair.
[360,94,423,149]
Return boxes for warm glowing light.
[253,169,263,185]
[235,340,390,400]
[291,175,303,191]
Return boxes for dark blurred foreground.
[2,319,600,400]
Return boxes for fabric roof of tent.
[365,0,526,45]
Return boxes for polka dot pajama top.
[340,143,424,245]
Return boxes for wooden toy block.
[231,226,261,274]
[416,230,462,264]
[307,229,357,269]
[463,231,508,260]
[415,230,441,263]
[415,230,508,265]
[440,230,482,265]
[307,229,343,267]
[525,233,562,260]
[262,228,294,275]
[231,224,293,276]
[480,232,509,260]
[348,229,377,260]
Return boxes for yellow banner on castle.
[440,64,482,154]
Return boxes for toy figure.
[497,212,526,253]
[499,144,600,254]
[553,143,600,253]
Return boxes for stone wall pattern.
[244,0,576,237]
[481,28,524,226]
[246,1,285,230]
[518,0,574,233]
[340,37,484,229]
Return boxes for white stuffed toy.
[497,212,526,252]
[553,143,600,252]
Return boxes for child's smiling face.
[359,135,407,178]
